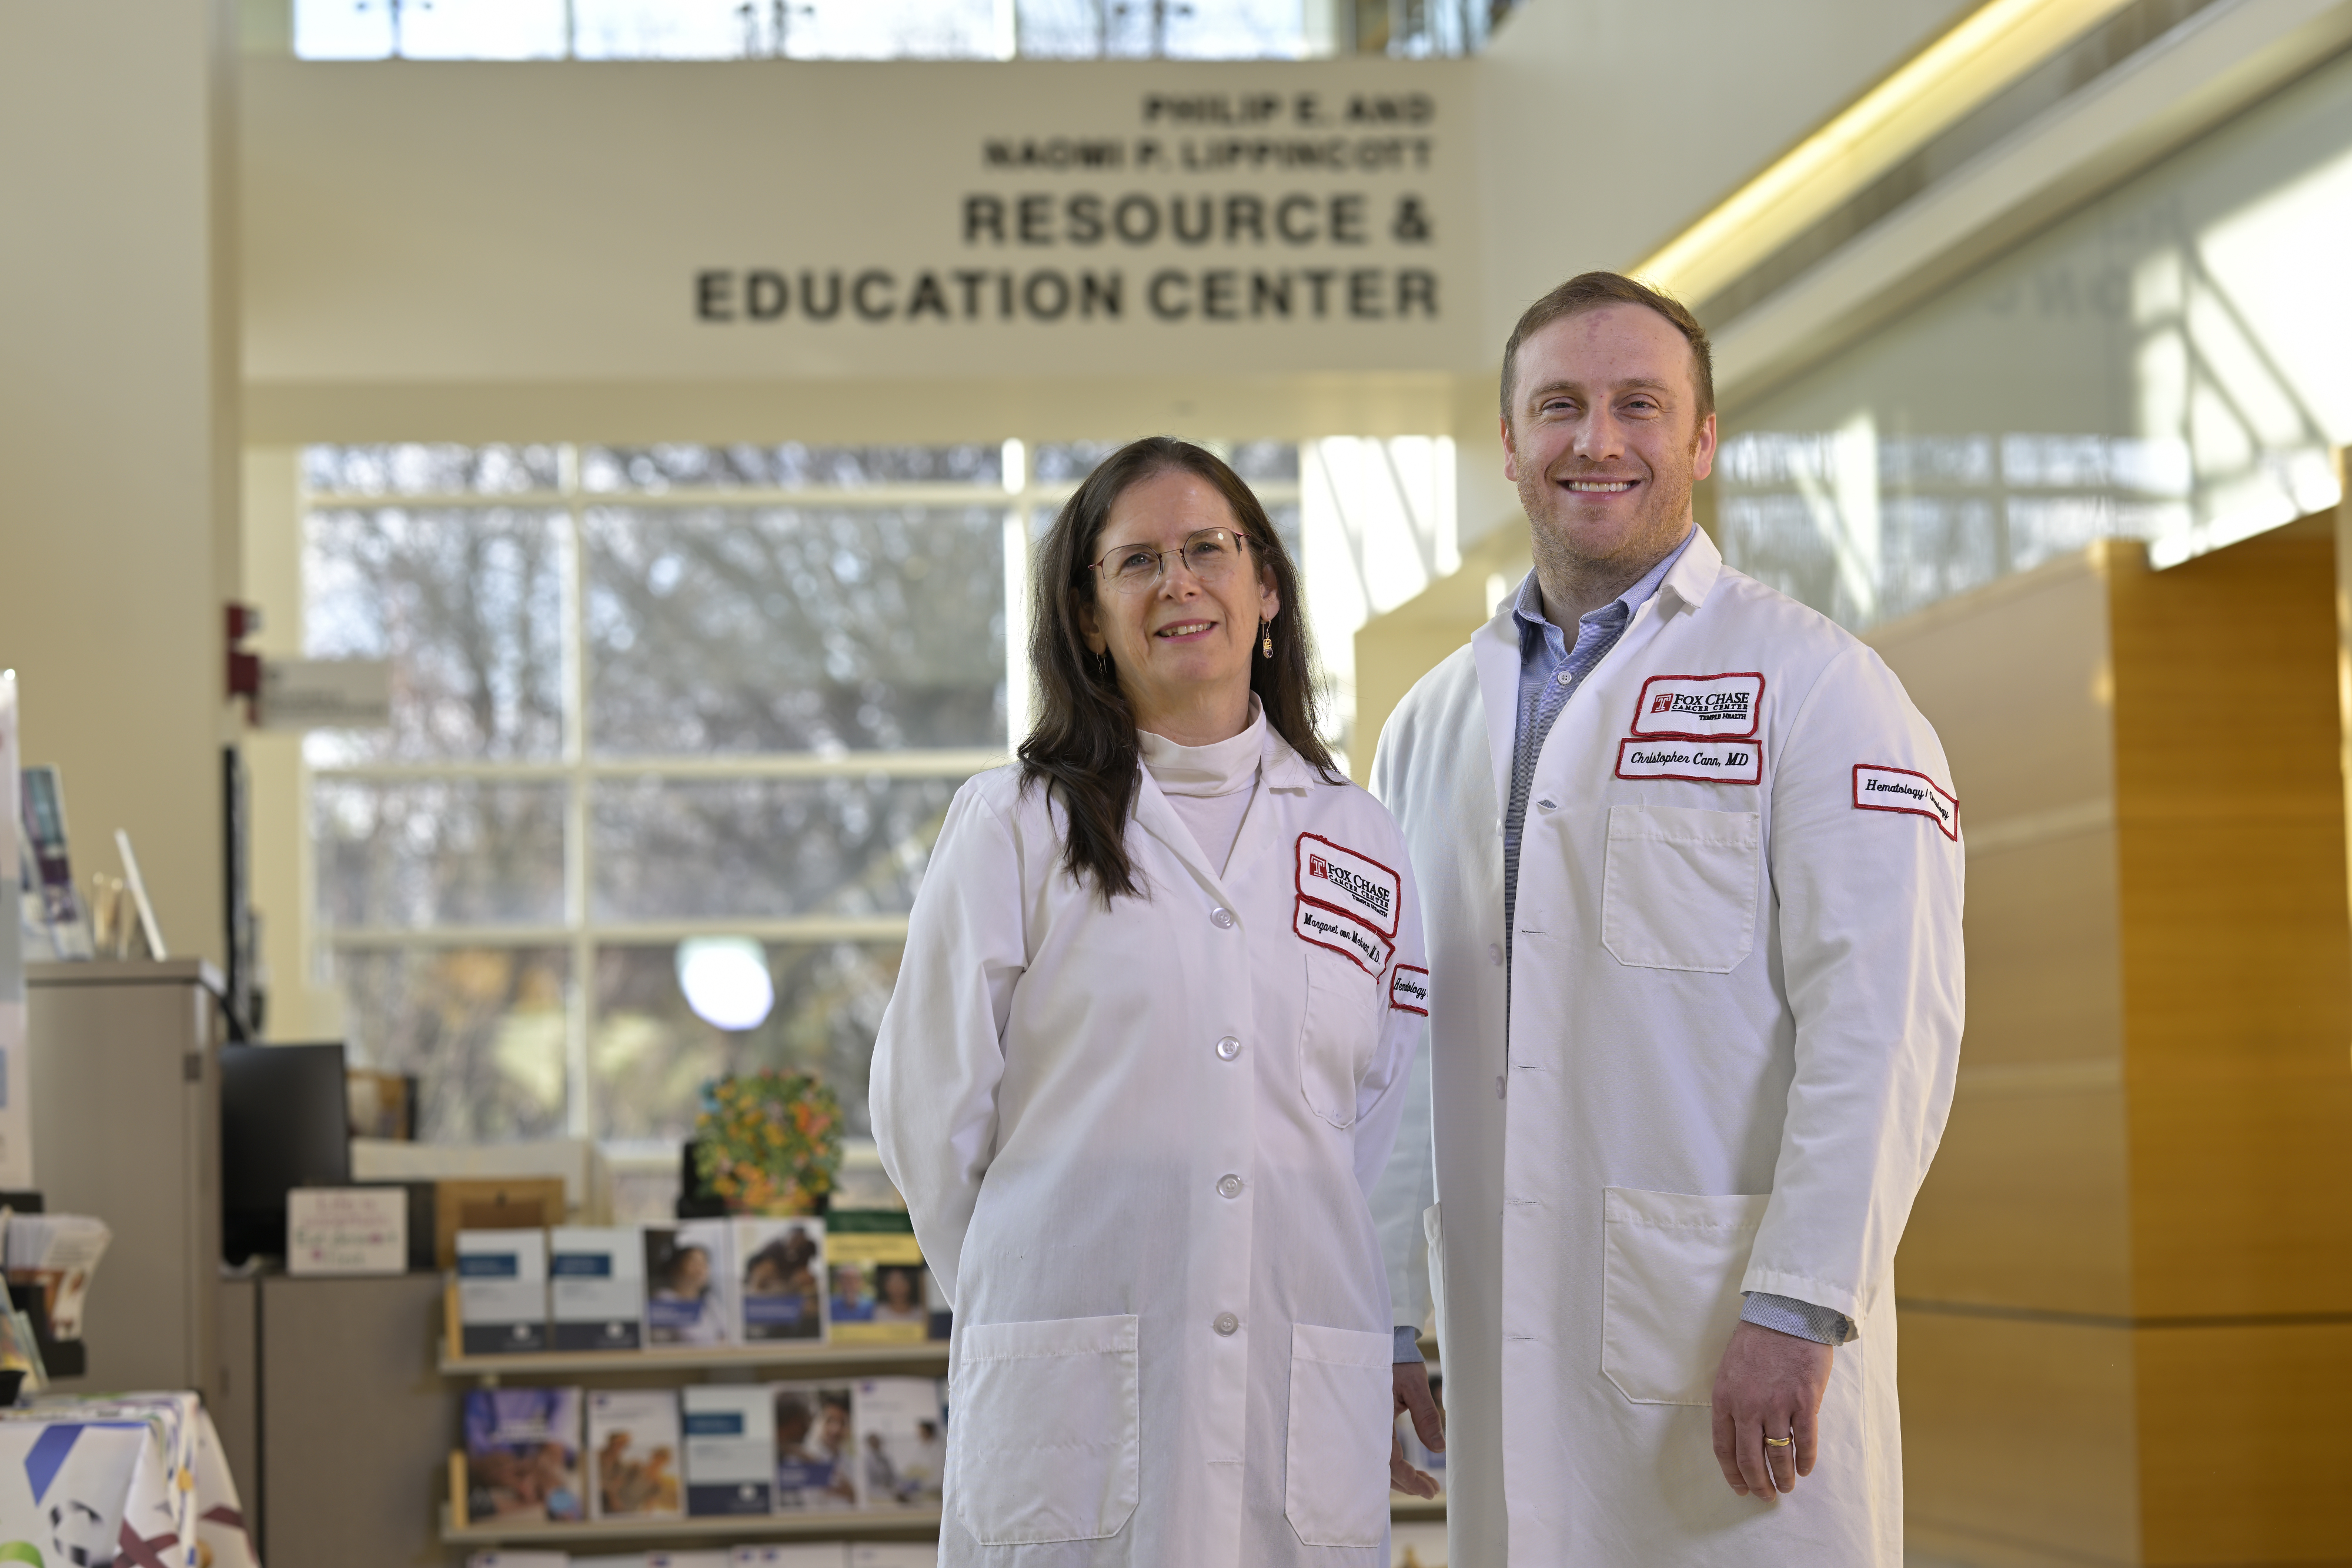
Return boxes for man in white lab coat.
[1372,273,1964,1565]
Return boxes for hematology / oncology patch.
[1295,833,1401,938]
[1853,764,1959,840]
[1626,672,1765,739]
[1615,737,1762,784]
[1389,965,1431,1015]
[1294,896,1394,978]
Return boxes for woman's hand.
[1391,1360,1445,1499]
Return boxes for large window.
[1714,45,2352,632]
[299,439,1307,1154]
[289,0,1515,61]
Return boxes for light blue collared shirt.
[1496,526,1853,1350]
[1500,529,1696,935]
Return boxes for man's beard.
[1520,454,1696,574]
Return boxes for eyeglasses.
[1087,527,1252,594]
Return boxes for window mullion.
[561,442,596,1141]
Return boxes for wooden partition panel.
[2106,520,2352,1319]
[1871,518,2352,1566]
[1874,555,2134,1327]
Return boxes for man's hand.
[1710,1319,1833,1499]
[1391,1359,1445,1498]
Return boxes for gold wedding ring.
[1762,1434,1793,1448]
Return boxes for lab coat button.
[1487,942,1503,966]
[1215,1036,1242,1061]
[1211,907,1235,929]
[1216,1174,1244,1199]
[1212,1312,1240,1336]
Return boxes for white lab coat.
[1371,529,1964,1566]
[872,728,1429,1568]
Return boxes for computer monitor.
[221,1042,352,1263]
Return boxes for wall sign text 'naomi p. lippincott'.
[694,89,1446,329]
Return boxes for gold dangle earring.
[1259,618,1274,659]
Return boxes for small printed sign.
[1626,671,1765,739]
[1294,896,1393,978]
[259,658,393,732]
[1853,764,1959,840]
[1295,833,1402,938]
[1615,737,1763,784]
[288,1187,408,1276]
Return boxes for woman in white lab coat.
[871,437,1431,1568]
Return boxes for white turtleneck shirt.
[1137,701,1266,876]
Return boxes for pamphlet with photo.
[733,1216,826,1343]
[587,1389,683,1521]
[767,1381,857,1510]
[643,1222,736,1348]
[463,1387,584,1524]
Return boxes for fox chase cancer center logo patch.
[1628,672,1765,739]
[1853,764,1959,840]
[1295,834,1401,938]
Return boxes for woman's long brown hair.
[1019,437,1339,904]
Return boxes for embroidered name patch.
[1389,965,1431,1016]
[1295,833,1402,938]
[1628,672,1765,739]
[1853,764,1959,840]
[1615,737,1763,784]
[1295,897,1394,978]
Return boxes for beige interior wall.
[1351,523,1529,783]
[0,0,240,969]
[239,447,341,1044]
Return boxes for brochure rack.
[430,1283,1445,1552]
[433,1280,951,1552]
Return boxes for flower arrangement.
[691,1068,844,1216]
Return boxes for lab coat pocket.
[1600,1187,1769,1406]
[1298,952,1378,1128]
[1601,804,1760,972]
[952,1313,1140,1544]
[1284,1322,1394,1549]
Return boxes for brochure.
[4,1213,111,1340]
[586,1389,683,1521]
[456,1228,549,1355]
[463,1387,584,1524]
[680,1385,774,1517]
[733,1216,826,1343]
[550,1226,644,1351]
[17,766,92,961]
[850,1378,946,1509]
[826,1231,928,1346]
[644,1222,735,1347]
[847,1547,940,1568]
[734,1547,850,1567]
[768,1382,857,1510]
[0,1301,44,1393]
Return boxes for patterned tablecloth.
[0,1392,258,1568]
